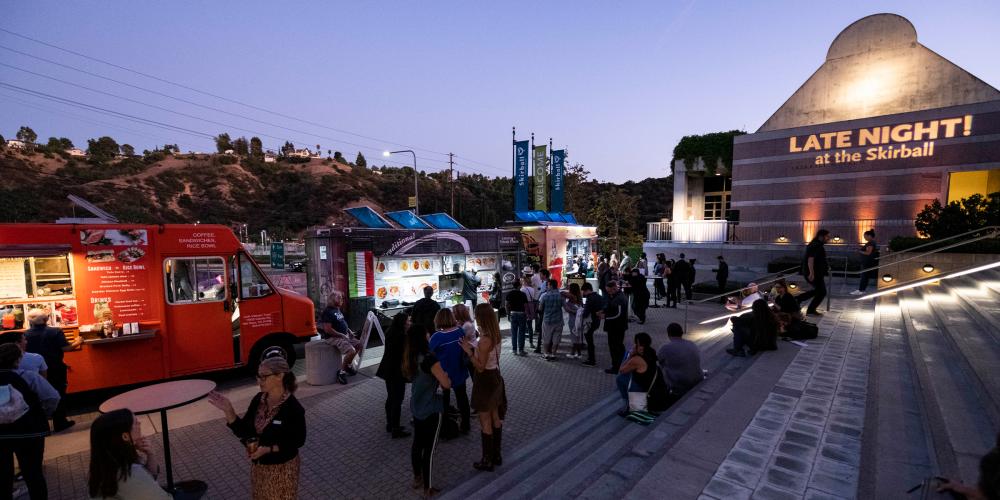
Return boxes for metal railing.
[648,219,916,244]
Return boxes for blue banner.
[550,149,565,212]
[514,140,530,211]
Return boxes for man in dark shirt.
[411,286,441,335]
[714,256,729,294]
[600,281,628,374]
[796,229,830,316]
[25,308,82,431]
[580,283,604,366]
[320,291,362,384]
[673,254,692,302]
[852,230,879,295]
[462,267,482,305]
[505,285,529,355]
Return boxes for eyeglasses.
[256,372,278,381]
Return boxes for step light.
[922,264,935,273]
[881,274,894,283]
[857,261,1000,300]
[777,235,788,243]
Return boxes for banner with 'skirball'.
[514,140,530,211]
[533,145,548,211]
[550,149,565,212]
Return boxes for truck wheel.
[250,339,297,372]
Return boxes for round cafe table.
[99,379,216,491]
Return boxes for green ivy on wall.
[672,130,747,176]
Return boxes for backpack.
[0,384,30,424]
[786,321,819,340]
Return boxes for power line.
[0,27,507,172]
[0,48,464,170]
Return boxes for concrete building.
[647,13,1000,272]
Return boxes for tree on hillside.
[59,137,73,150]
[120,144,135,157]
[281,141,295,156]
[333,151,345,163]
[17,126,37,152]
[87,136,120,163]
[46,137,66,152]
[356,152,367,168]
[315,144,321,153]
[589,187,641,250]
[250,137,263,159]
[233,137,249,156]
[215,133,232,153]
[0,133,5,150]
[162,144,179,154]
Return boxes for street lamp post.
[384,150,419,214]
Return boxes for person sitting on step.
[615,333,670,417]
[726,299,779,357]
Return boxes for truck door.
[163,256,233,374]
[234,253,285,363]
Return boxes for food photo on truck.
[0,223,316,393]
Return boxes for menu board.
[373,256,441,302]
[76,228,152,323]
[0,259,27,300]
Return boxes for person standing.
[609,252,620,272]
[24,308,81,432]
[637,253,649,278]
[489,272,503,313]
[376,312,411,438]
[665,260,679,308]
[852,230,879,295]
[653,254,667,304]
[597,257,611,298]
[580,283,604,367]
[208,357,306,500]
[672,255,692,303]
[538,279,565,360]
[600,281,628,374]
[461,304,508,472]
[532,269,550,353]
[505,283,529,356]
[627,269,649,325]
[618,252,632,274]
[797,229,831,315]
[0,344,52,500]
[520,277,539,351]
[411,286,441,335]
[462,267,482,306]
[403,323,450,496]
[564,283,583,358]
[714,256,729,293]
[429,309,471,434]
[687,259,698,299]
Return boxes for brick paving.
[699,301,874,500]
[43,303,696,499]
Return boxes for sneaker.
[337,371,348,384]
[849,290,864,296]
[582,360,597,367]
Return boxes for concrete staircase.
[863,269,1000,498]
[441,303,805,500]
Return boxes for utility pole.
[449,152,455,214]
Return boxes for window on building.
[703,176,732,220]
[949,169,1000,202]
[165,257,226,304]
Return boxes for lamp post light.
[384,150,419,214]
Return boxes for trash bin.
[305,340,342,385]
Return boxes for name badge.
[272,420,282,425]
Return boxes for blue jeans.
[616,372,644,407]
[509,312,527,353]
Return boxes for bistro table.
[99,379,216,491]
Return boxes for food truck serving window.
[164,257,226,304]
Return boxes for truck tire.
[250,337,297,372]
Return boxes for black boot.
[492,426,503,466]
[473,432,494,471]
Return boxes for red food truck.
[0,223,315,393]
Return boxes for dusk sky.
[3,1,999,182]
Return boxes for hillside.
[0,149,672,243]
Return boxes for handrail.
[692,264,801,304]
[850,226,1000,276]
[856,258,1000,300]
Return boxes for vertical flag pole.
[549,138,554,211]
[512,126,516,220]
[531,133,535,210]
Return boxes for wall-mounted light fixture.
[922,264,935,273]
[788,283,798,290]
[777,235,788,243]
[832,236,843,243]
[882,274,894,283]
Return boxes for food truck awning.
[343,206,395,229]
[385,210,431,229]
[0,244,73,258]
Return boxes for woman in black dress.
[377,312,411,438]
